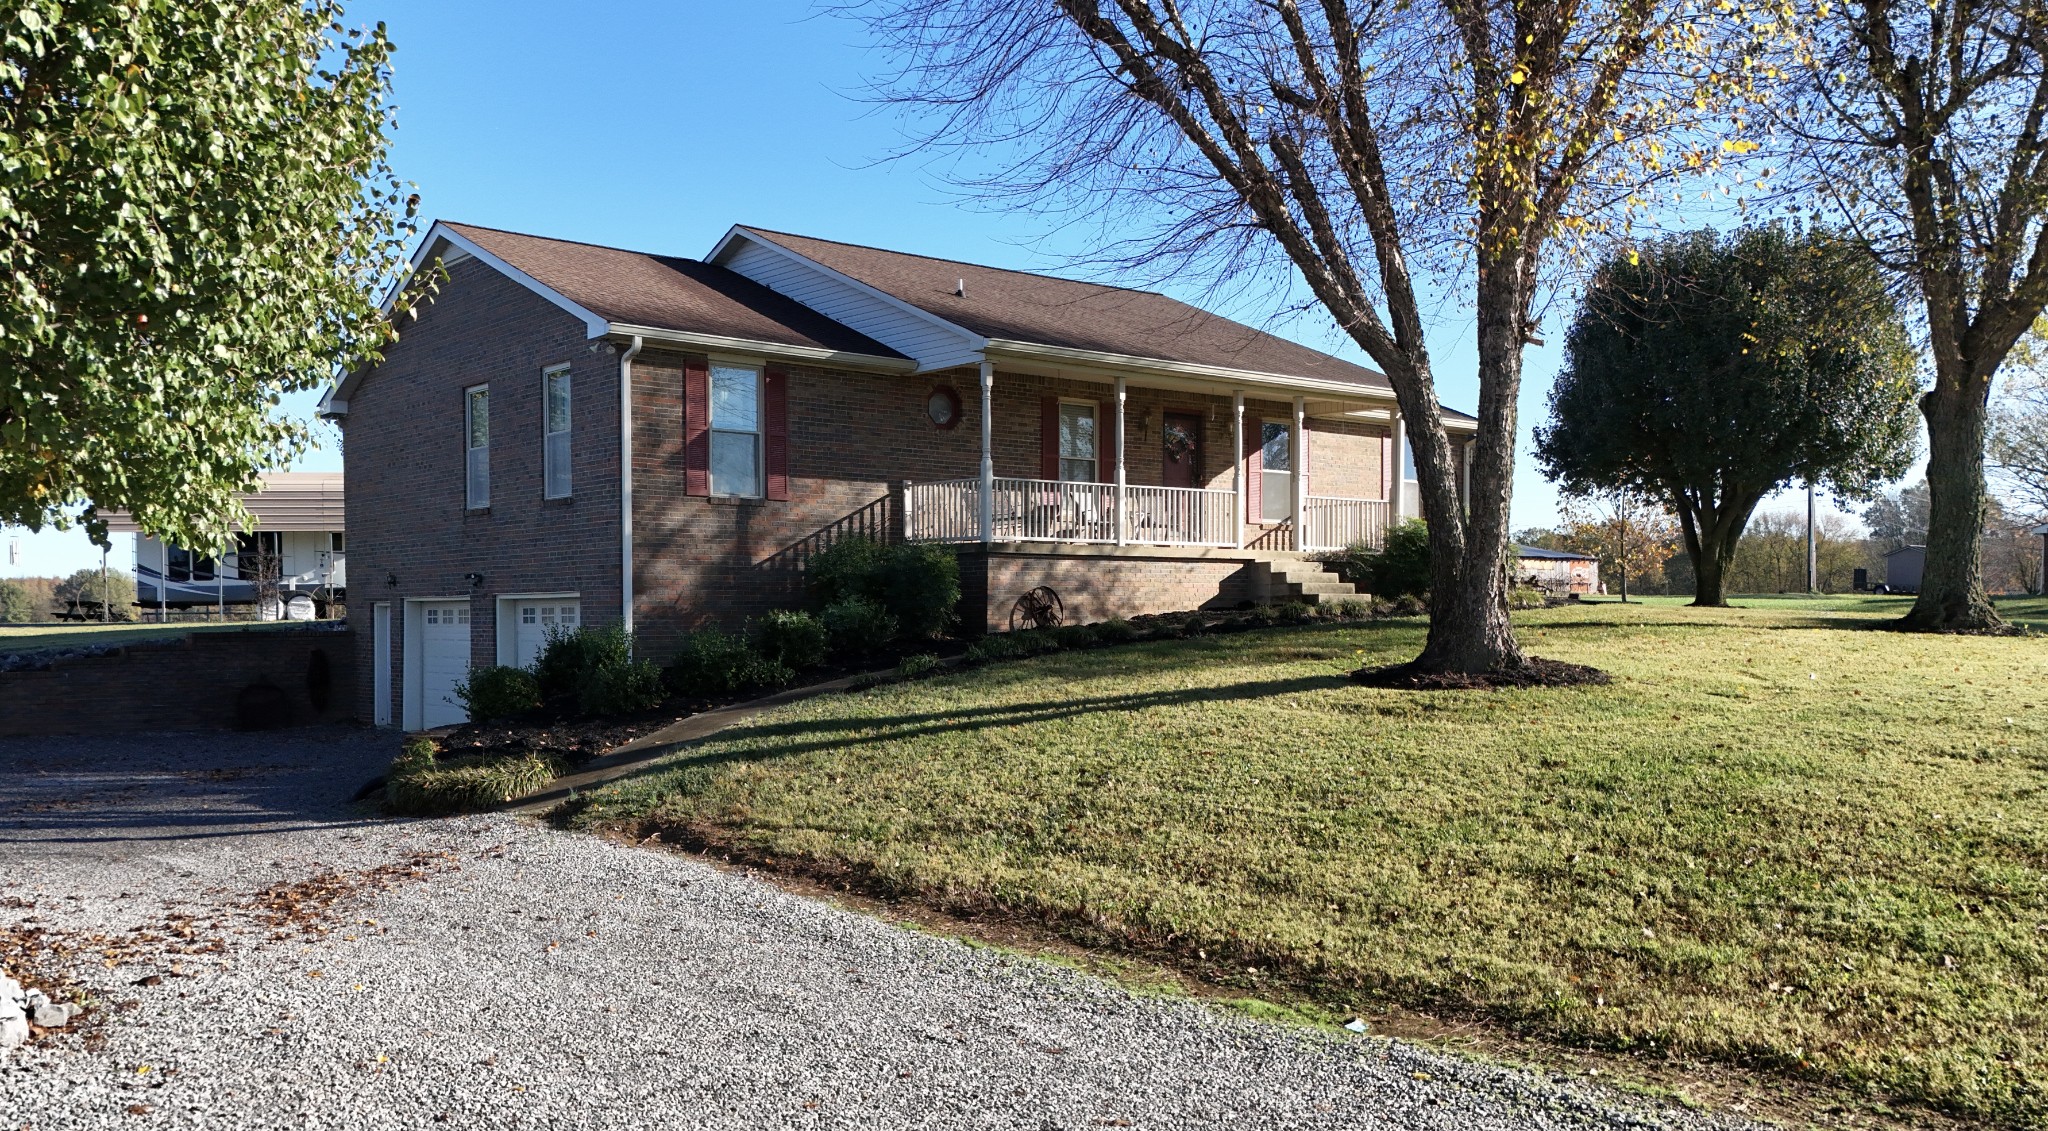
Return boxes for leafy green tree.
[0,2,418,552]
[0,579,34,623]
[1785,0,2048,632]
[52,567,135,620]
[1535,226,1919,606]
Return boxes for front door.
[1161,412,1203,489]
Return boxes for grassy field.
[0,620,301,656]
[563,599,2048,1126]
[1604,592,2048,629]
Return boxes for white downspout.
[619,334,643,633]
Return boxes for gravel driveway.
[0,728,1752,1130]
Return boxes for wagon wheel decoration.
[1010,585,1064,632]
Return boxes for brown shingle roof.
[739,227,1394,392]
[442,223,907,360]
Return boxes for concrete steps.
[1253,558,1364,605]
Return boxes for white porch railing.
[1301,496,1391,552]
[904,477,984,542]
[905,477,1240,547]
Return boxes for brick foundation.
[960,545,1268,633]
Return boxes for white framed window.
[710,363,762,498]
[465,384,490,509]
[1058,401,1098,483]
[543,365,572,499]
[1261,421,1292,522]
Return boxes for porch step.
[1253,558,1365,605]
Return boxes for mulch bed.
[436,708,697,766]
[1351,656,1611,690]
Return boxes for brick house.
[322,220,1477,729]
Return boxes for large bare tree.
[1786,0,2048,632]
[854,0,1773,675]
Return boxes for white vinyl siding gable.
[543,366,571,499]
[720,239,974,364]
[465,385,490,510]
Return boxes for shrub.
[874,541,960,640]
[753,609,828,671]
[532,624,663,718]
[807,536,890,607]
[806,535,960,642]
[667,627,793,699]
[1094,617,1139,643]
[1508,586,1549,610]
[821,596,898,662]
[1007,628,1060,655]
[454,666,542,723]
[577,657,666,717]
[1277,601,1316,624]
[386,749,563,816]
[963,634,1021,664]
[1053,624,1097,650]
[1330,597,1372,619]
[897,652,942,679]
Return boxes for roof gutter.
[980,338,1397,403]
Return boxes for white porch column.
[1389,409,1407,523]
[978,360,995,544]
[1114,376,1128,546]
[1232,391,1245,549]
[1291,396,1307,552]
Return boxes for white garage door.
[420,602,472,730]
[511,600,579,670]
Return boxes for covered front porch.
[898,359,1452,554]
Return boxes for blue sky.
[2,0,1859,578]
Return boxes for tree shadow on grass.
[582,672,1356,797]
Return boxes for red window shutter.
[764,367,790,501]
[1244,420,1262,521]
[1039,395,1059,480]
[684,358,710,498]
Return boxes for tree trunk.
[1412,260,1526,674]
[1905,375,2002,631]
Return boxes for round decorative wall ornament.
[926,385,962,429]
[1163,419,1198,462]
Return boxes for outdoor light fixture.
[464,572,485,589]
[386,573,398,587]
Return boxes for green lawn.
[1608,591,2048,628]
[0,620,302,656]
[563,601,2048,1126]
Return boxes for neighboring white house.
[102,473,347,619]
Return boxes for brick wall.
[0,628,355,737]
[341,261,1398,717]
[339,258,624,721]
[963,547,1259,633]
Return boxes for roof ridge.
[440,220,702,266]
[738,226,1171,299]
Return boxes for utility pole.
[1806,482,1819,594]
